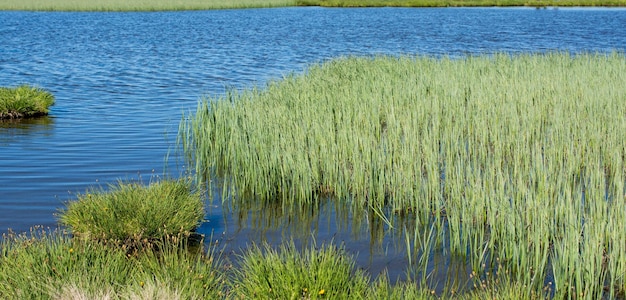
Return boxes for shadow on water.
[196,178,475,294]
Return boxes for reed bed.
[180,52,626,298]
[0,0,296,11]
[0,85,54,120]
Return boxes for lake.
[1,6,625,282]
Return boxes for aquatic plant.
[180,52,626,298]
[58,178,204,245]
[0,85,54,119]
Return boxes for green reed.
[0,85,54,120]
[181,52,626,298]
[0,0,297,11]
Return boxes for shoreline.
[1,0,625,12]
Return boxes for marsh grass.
[131,235,226,299]
[0,227,570,299]
[58,178,204,246]
[0,0,297,11]
[0,85,54,120]
[181,52,626,298]
[0,228,224,299]
[0,228,134,299]
[368,276,437,299]
[230,241,371,299]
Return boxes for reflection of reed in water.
[0,116,55,145]
[206,192,480,293]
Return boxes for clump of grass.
[0,228,134,299]
[0,228,224,299]
[134,235,226,299]
[0,85,54,120]
[58,178,204,245]
[231,241,370,299]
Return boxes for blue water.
[1,6,625,281]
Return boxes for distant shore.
[0,0,624,12]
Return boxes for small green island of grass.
[0,85,55,120]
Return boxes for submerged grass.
[0,85,54,120]
[58,178,204,245]
[0,0,297,11]
[180,52,626,298]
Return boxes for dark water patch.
[0,117,55,143]
[197,193,482,292]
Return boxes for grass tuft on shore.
[231,241,371,299]
[58,178,204,245]
[0,85,54,120]
[0,226,560,299]
[0,228,224,299]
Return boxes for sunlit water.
[1,6,625,284]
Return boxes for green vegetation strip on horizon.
[0,85,54,120]
[303,0,626,7]
[0,0,297,11]
[2,0,624,10]
[180,52,626,298]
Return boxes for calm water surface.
[1,6,625,281]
